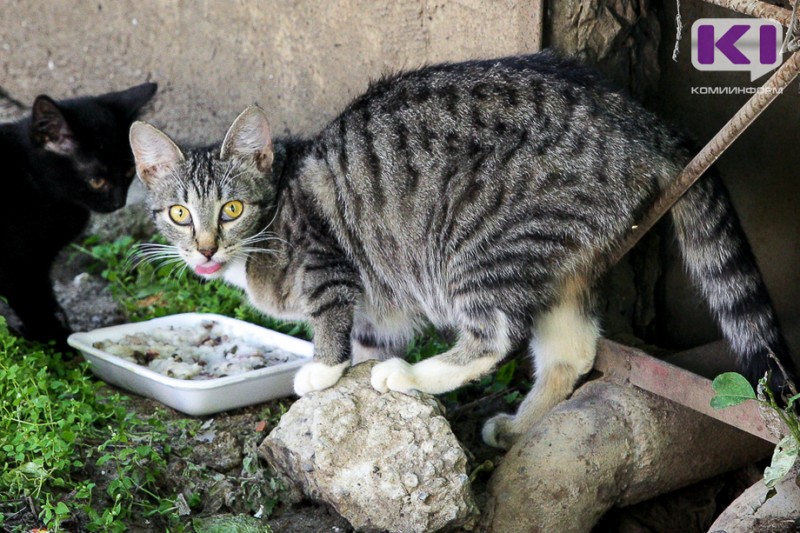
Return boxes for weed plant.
[0,316,183,531]
[711,369,800,497]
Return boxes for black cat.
[0,82,157,349]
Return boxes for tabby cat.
[0,82,157,349]
[130,51,793,449]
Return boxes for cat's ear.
[30,95,75,155]
[129,121,185,188]
[220,105,273,173]
[103,82,158,119]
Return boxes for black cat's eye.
[220,200,244,222]
[88,177,109,191]
[169,205,192,225]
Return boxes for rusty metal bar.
[701,0,792,26]
[609,50,800,266]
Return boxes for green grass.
[73,234,312,340]
[0,314,289,532]
[0,316,184,532]
[0,234,304,531]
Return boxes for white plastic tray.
[67,312,312,416]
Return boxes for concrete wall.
[0,0,540,143]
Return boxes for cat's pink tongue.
[195,262,222,275]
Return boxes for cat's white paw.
[482,413,518,450]
[370,358,417,393]
[293,361,348,396]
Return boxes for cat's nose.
[199,247,218,259]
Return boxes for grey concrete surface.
[0,0,540,144]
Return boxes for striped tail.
[669,166,796,394]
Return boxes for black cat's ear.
[30,95,75,155]
[129,121,185,188]
[102,82,158,119]
[220,105,273,174]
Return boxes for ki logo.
[691,18,783,81]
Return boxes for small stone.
[72,272,92,287]
[191,430,242,473]
[403,472,419,488]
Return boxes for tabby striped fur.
[130,51,794,449]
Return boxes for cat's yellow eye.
[169,205,191,225]
[88,177,108,190]
[220,200,244,221]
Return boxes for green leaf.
[764,434,798,489]
[495,360,517,386]
[96,453,114,466]
[55,501,70,515]
[18,461,46,477]
[60,429,76,443]
[504,390,521,405]
[710,372,756,409]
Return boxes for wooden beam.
[594,339,787,443]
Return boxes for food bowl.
[67,312,313,416]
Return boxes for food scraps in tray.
[91,320,301,380]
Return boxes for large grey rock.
[258,361,479,533]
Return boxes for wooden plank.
[594,339,786,444]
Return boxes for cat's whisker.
[151,257,186,271]
[128,243,183,273]
[137,257,188,283]
[239,247,279,256]
[240,220,293,250]
[130,256,184,276]
[262,203,280,230]
[130,245,181,260]
[175,262,191,280]
[131,249,181,263]
[240,232,276,246]
[133,242,179,254]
